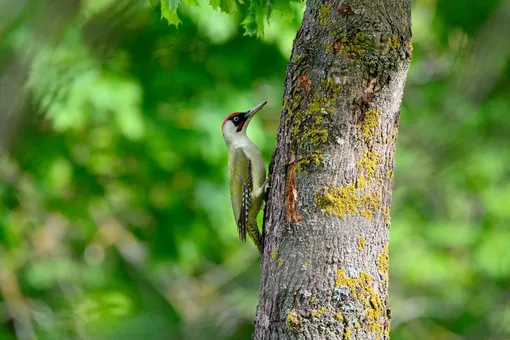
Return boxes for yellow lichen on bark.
[335,269,387,336]
[311,306,326,318]
[360,109,380,143]
[383,206,391,227]
[360,208,374,221]
[315,183,358,219]
[286,310,302,330]
[315,182,381,220]
[358,237,365,250]
[357,150,380,180]
[315,116,385,220]
[377,245,389,276]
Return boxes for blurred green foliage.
[0,0,509,339]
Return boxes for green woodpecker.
[222,101,268,253]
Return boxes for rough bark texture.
[254,0,412,339]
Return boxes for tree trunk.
[254,0,412,339]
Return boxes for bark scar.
[362,76,378,106]
[286,152,302,224]
[356,76,379,124]
[339,3,354,17]
[298,74,311,95]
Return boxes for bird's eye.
[233,116,240,122]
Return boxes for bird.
[221,101,268,254]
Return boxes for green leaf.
[241,0,265,36]
[148,0,160,6]
[161,0,182,26]
[184,0,199,6]
[209,0,238,13]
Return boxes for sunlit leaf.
[161,0,182,26]
[241,0,266,36]
[209,0,238,13]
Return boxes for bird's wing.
[229,147,252,242]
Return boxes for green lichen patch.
[389,34,401,49]
[271,247,279,261]
[345,32,368,58]
[328,30,382,74]
[326,21,407,73]
[302,128,329,147]
[285,87,333,173]
[319,4,332,26]
[321,77,343,97]
[331,31,373,60]
[271,247,284,268]
[335,269,388,336]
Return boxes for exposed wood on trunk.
[286,153,303,224]
[255,0,412,338]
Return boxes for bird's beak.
[243,101,267,123]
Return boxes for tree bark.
[255,0,412,339]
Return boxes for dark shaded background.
[0,0,509,339]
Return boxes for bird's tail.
[247,222,263,254]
